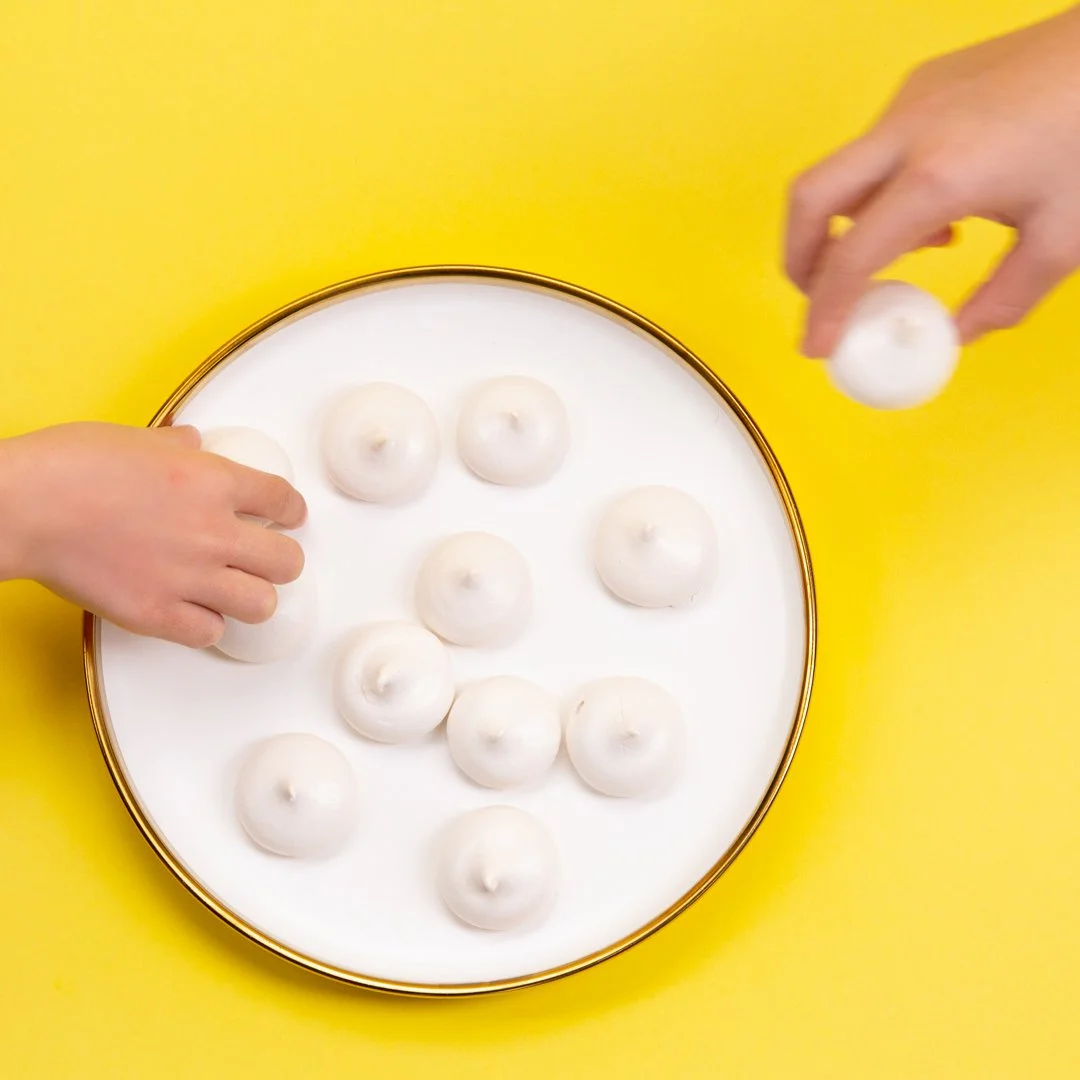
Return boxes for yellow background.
[2,1,1078,1075]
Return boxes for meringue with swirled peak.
[446,676,561,788]
[415,531,532,646]
[322,383,440,503]
[457,375,569,486]
[334,622,455,743]
[594,485,718,608]
[235,733,358,858]
[827,281,959,410]
[566,677,684,797]
[200,425,295,483]
[435,806,558,930]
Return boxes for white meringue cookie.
[446,676,561,788]
[236,733,357,858]
[457,376,569,486]
[566,677,684,797]
[828,281,959,410]
[334,622,455,743]
[435,806,558,930]
[200,426,295,484]
[594,486,718,608]
[415,532,532,647]
[322,383,440,503]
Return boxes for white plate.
[85,267,815,995]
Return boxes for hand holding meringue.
[827,281,959,410]
[216,566,317,664]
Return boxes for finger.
[160,424,202,449]
[803,169,966,357]
[228,523,305,585]
[193,568,278,624]
[956,219,1080,343]
[231,466,307,529]
[807,223,956,287]
[785,135,901,291]
[160,601,225,649]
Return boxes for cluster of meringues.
[201,374,718,932]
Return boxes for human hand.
[0,422,306,647]
[786,6,1080,356]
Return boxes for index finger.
[803,169,964,357]
[785,136,900,292]
[232,465,307,529]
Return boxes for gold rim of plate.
[82,265,817,998]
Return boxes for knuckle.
[195,524,232,564]
[178,455,230,497]
[180,464,235,512]
[195,454,238,495]
[905,159,968,206]
[820,248,869,285]
[214,461,243,501]
[128,594,170,636]
[789,168,828,214]
[249,580,279,623]
[166,423,201,449]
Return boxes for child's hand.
[0,422,307,647]
[786,6,1080,356]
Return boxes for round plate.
[84,266,815,996]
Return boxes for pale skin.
[5,14,1079,648]
[786,4,1080,357]
[0,423,306,648]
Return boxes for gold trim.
[82,265,817,997]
